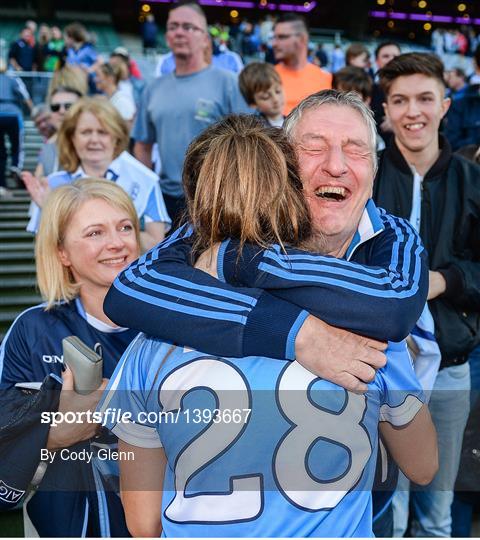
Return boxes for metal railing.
[5,70,54,107]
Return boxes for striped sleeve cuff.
[379,394,424,427]
[242,292,307,361]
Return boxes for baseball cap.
[112,46,129,59]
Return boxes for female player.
[101,115,437,537]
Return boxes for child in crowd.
[239,62,285,127]
[333,65,372,103]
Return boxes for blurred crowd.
[4,12,480,200]
[7,20,98,75]
[431,26,480,58]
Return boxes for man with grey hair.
[283,90,379,257]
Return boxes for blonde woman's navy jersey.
[101,335,424,537]
[0,300,138,537]
[0,299,137,389]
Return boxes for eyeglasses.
[50,102,74,113]
[166,22,205,33]
[273,33,300,41]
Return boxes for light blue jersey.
[101,338,424,537]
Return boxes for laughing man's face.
[294,104,375,254]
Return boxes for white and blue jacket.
[27,151,171,233]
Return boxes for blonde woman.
[47,64,89,100]
[23,97,170,250]
[100,115,436,537]
[0,179,140,536]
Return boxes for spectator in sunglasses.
[27,86,84,183]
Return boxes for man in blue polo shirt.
[133,1,250,226]
[8,28,36,72]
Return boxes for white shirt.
[110,89,136,122]
[27,152,170,232]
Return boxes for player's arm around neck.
[119,439,166,537]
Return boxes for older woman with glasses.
[24,96,170,250]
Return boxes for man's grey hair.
[170,1,208,29]
[284,89,378,173]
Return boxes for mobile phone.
[62,336,103,395]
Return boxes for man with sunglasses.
[37,87,83,181]
[49,102,71,113]
[273,14,332,115]
[40,87,82,175]
[20,86,82,200]
[133,0,249,226]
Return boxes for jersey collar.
[74,297,128,333]
[71,155,122,181]
[71,166,85,180]
[345,199,384,261]
[106,153,123,179]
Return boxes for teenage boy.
[239,62,285,127]
[374,52,480,537]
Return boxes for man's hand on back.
[295,315,387,393]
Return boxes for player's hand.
[294,315,387,393]
[46,367,108,450]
